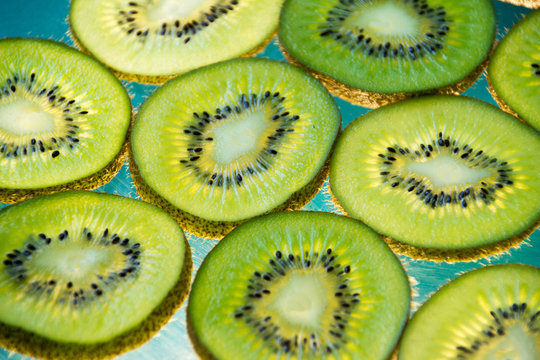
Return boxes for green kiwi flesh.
[399,264,540,359]
[130,58,341,237]
[188,211,410,359]
[0,191,192,359]
[488,9,540,131]
[330,95,540,261]
[279,0,495,106]
[69,0,284,83]
[0,38,131,202]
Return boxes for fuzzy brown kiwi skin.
[279,42,493,109]
[328,185,540,262]
[497,0,540,9]
[69,16,276,85]
[0,239,192,360]
[129,133,338,239]
[0,140,129,204]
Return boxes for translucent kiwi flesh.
[0,191,192,360]
[188,212,410,359]
[399,264,540,359]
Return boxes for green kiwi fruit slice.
[279,0,496,108]
[399,264,540,359]
[330,95,540,261]
[187,211,410,359]
[0,191,192,360]
[0,38,131,203]
[130,58,341,238]
[488,9,540,131]
[69,0,284,84]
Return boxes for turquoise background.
[0,1,538,359]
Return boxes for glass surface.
[0,1,538,359]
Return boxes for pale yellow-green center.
[268,272,329,330]
[146,0,209,22]
[0,97,56,136]
[404,155,491,188]
[345,1,419,37]
[211,109,269,165]
[469,323,540,360]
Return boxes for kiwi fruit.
[0,191,192,360]
[330,95,540,262]
[69,0,285,84]
[130,58,341,239]
[399,264,540,359]
[187,211,410,359]
[488,9,540,131]
[278,0,496,108]
[0,38,131,204]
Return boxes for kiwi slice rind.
[279,0,496,108]
[0,38,132,203]
[0,191,192,360]
[330,95,540,262]
[69,0,285,84]
[130,58,341,238]
[497,0,540,9]
[188,211,410,359]
[399,264,540,359]
[488,9,540,131]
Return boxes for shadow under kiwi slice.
[130,58,341,239]
[188,211,410,359]
[330,95,540,262]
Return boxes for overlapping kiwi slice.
[0,191,192,360]
[488,9,540,131]
[399,264,540,359]
[188,211,410,359]
[130,58,341,238]
[279,0,496,108]
[330,95,540,261]
[69,0,285,84]
[0,38,131,203]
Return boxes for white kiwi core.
[211,109,270,165]
[0,98,56,136]
[404,155,491,188]
[346,2,419,37]
[146,0,209,22]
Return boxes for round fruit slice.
[279,0,495,108]
[330,95,540,261]
[399,264,540,360]
[69,0,285,84]
[0,38,131,203]
[0,191,191,360]
[188,211,410,359]
[130,58,341,238]
[488,9,540,131]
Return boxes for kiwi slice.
[0,38,131,203]
[330,95,540,261]
[69,0,284,84]
[0,191,192,360]
[488,9,540,131]
[187,211,410,359]
[130,58,341,238]
[279,0,495,108]
[399,264,540,359]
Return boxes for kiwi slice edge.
[187,211,410,359]
[497,0,540,9]
[398,264,540,359]
[0,191,193,359]
[330,95,540,262]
